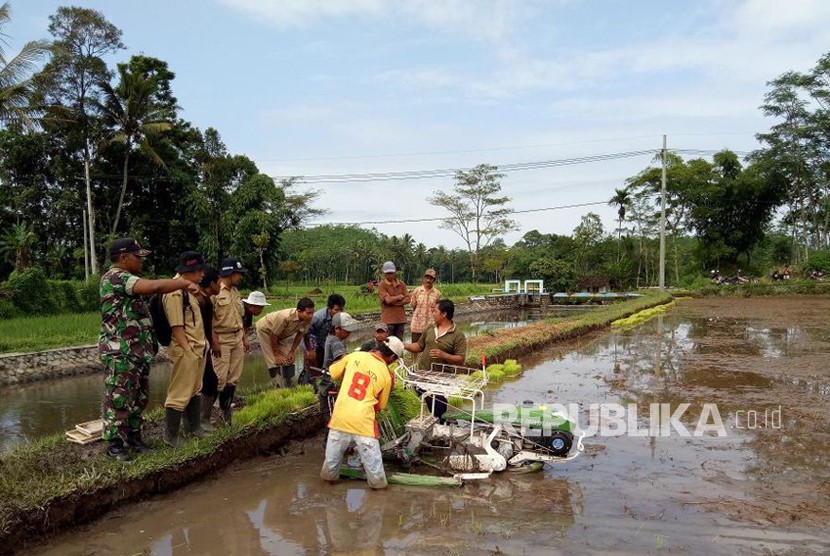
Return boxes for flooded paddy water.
[0,307,585,451]
[18,297,830,554]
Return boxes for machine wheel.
[546,431,573,457]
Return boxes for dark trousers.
[202,354,218,398]
[387,323,406,341]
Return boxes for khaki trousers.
[165,343,205,411]
[214,331,244,391]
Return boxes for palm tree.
[0,222,37,272]
[96,65,172,233]
[0,3,51,128]
[608,187,631,241]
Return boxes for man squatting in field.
[256,297,315,387]
[99,238,199,462]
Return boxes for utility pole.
[659,134,667,290]
[83,209,90,281]
[84,157,98,274]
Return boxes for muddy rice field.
[20,297,830,555]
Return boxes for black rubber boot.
[163,407,184,447]
[106,438,133,462]
[200,394,216,432]
[126,430,154,454]
[183,396,204,437]
[219,385,236,424]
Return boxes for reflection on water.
[0,307,589,451]
[28,440,584,556]
[23,297,830,555]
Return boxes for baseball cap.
[109,238,150,257]
[375,323,388,332]
[220,257,248,277]
[424,268,437,278]
[383,336,405,358]
[332,312,360,332]
[243,291,270,306]
[175,251,205,273]
[329,340,347,362]
[382,261,396,273]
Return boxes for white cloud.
[219,0,386,27]
[218,0,533,45]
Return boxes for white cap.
[242,291,270,306]
[382,261,396,273]
[332,312,360,332]
[383,336,405,358]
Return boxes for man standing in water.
[409,268,441,343]
[405,299,467,420]
[378,261,409,340]
[99,238,199,461]
[320,337,405,489]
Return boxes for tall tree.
[429,164,518,281]
[0,2,51,128]
[38,6,125,273]
[96,63,172,233]
[608,187,631,241]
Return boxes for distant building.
[577,276,613,294]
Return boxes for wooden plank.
[75,420,103,435]
[65,430,101,445]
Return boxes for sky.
[7,0,830,249]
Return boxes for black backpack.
[149,290,190,347]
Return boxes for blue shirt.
[307,307,333,350]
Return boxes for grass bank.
[464,291,675,365]
[0,386,319,554]
[0,282,496,354]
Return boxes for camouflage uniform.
[98,267,157,442]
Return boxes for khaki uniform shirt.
[256,308,310,352]
[163,277,206,352]
[415,322,467,370]
[212,283,244,338]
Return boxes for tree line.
[0,4,322,283]
[2,3,829,291]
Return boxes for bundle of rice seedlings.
[503,359,522,376]
[388,387,422,423]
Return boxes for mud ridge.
[1,407,324,555]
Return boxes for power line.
[254,134,666,163]
[319,201,610,226]
[270,150,658,184]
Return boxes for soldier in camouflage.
[99,238,199,462]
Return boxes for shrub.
[48,280,79,313]
[0,299,19,319]
[76,278,100,312]
[7,268,55,315]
